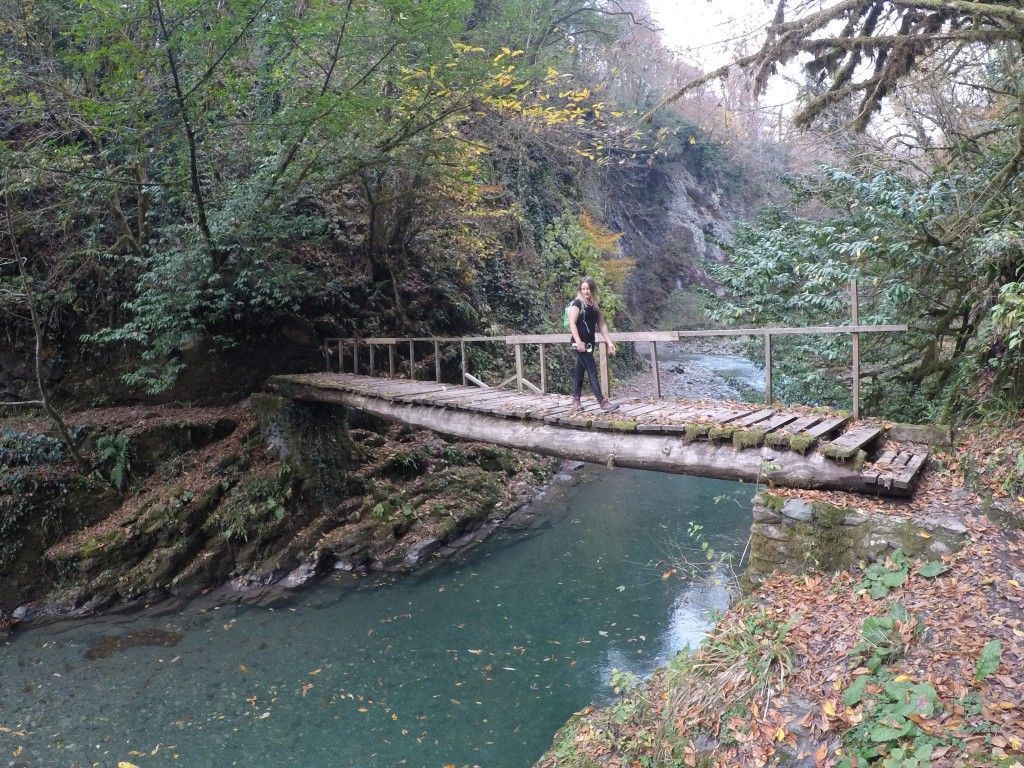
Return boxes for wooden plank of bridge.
[638,404,716,433]
[610,402,657,419]
[635,411,696,432]
[733,408,777,428]
[765,415,823,447]
[875,451,912,490]
[802,416,849,441]
[375,383,451,401]
[454,393,531,416]
[344,375,434,392]
[471,392,549,418]
[399,387,485,405]
[459,390,530,412]
[894,452,928,490]
[538,401,585,421]
[822,425,884,460]
[754,412,801,435]
[709,407,754,425]
[862,450,898,486]
[707,408,774,439]
[554,400,607,427]
[623,402,674,418]
[635,402,693,422]
[500,394,555,419]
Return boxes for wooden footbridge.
[270,316,932,497]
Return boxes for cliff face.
[602,139,741,328]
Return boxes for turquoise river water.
[1,468,754,768]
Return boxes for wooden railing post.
[408,341,415,380]
[337,340,343,373]
[764,332,773,404]
[389,344,395,377]
[434,340,441,383]
[514,343,524,392]
[599,343,610,399]
[369,344,375,376]
[352,342,359,374]
[539,343,547,394]
[650,341,661,400]
[460,340,467,386]
[851,279,860,419]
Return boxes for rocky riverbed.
[617,339,765,402]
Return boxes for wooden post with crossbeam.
[851,279,860,419]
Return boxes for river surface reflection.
[1,467,754,768]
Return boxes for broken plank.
[894,452,928,489]
[822,425,883,460]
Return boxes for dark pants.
[573,349,604,401]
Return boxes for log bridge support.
[269,374,930,498]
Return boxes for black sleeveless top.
[570,298,599,344]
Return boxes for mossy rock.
[749,496,860,576]
[76,529,127,560]
[708,426,734,441]
[204,464,294,543]
[821,441,866,461]
[765,431,792,448]
[470,446,523,476]
[116,539,195,599]
[251,394,355,509]
[129,418,237,475]
[379,449,431,479]
[850,449,867,471]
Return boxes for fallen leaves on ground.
[538,420,1024,767]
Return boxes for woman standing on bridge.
[568,277,619,411]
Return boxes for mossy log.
[269,379,906,497]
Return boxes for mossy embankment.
[0,396,557,632]
[536,422,1024,768]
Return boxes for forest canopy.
[665,0,1024,418]
[1,0,667,396]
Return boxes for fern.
[95,433,132,491]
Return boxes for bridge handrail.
[325,324,907,347]
[322,277,905,417]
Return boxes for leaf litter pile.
[539,423,1024,768]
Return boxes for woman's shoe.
[571,397,582,409]
[599,400,619,412]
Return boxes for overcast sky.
[643,0,800,109]
[645,0,772,66]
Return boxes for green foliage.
[0,429,65,467]
[2,0,650,394]
[838,686,941,768]
[543,211,622,329]
[94,432,132,491]
[840,605,942,767]
[379,449,430,479]
[608,668,642,723]
[974,640,1002,682]
[848,602,918,674]
[856,550,910,599]
[838,603,1005,768]
[609,667,640,696]
[209,466,293,542]
[708,161,1024,418]
[83,225,310,394]
[916,561,949,579]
